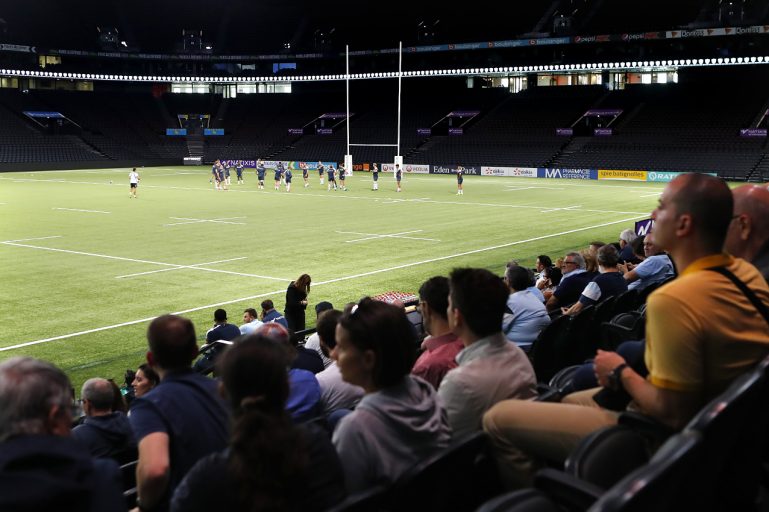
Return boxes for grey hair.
[0,357,72,441]
[565,251,586,269]
[619,229,637,244]
[81,378,115,411]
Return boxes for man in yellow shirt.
[483,173,769,488]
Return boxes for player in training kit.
[338,163,348,191]
[327,164,338,191]
[129,167,140,198]
[456,165,464,195]
[395,164,402,192]
[211,161,221,190]
[274,163,283,190]
[256,160,266,189]
[224,165,232,187]
[371,163,379,190]
[301,162,310,188]
[318,161,325,185]
[285,168,293,192]
[236,161,244,184]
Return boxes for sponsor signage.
[417,128,432,136]
[556,128,573,136]
[448,128,464,135]
[448,111,481,118]
[352,163,371,171]
[646,171,683,182]
[165,128,187,136]
[598,170,647,181]
[430,165,480,175]
[382,163,430,174]
[203,128,224,136]
[316,128,333,135]
[740,128,767,137]
[537,168,598,180]
[23,111,65,118]
[594,128,613,136]
[287,128,304,135]
[635,219,654,237]
[482,166,538,177]
[586,109,623,116]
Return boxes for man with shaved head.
[726,184,769,280]
[483,174,769,488]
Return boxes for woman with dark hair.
[171,334,346,512]
[131,363,160,398]
[332,298,451,493]
[285,274,311,332]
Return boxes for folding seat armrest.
[534,468,604,511]
[535,384,562,402]
[618,411,675,445]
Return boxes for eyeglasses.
[561,261,577,267]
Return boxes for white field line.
[164,216,247,226]
[53,207,111,214]
[1,241,290,282]
[336,230,440,243]
[1,235,63,244]
[115,257,248,279]
[539,205,582,213]
[0,213,646,352]
[0,176,651,216]
[640,192,661,198]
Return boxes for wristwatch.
[607,363,629,391]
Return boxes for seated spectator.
[620,236,675,291]
[725,184,769,280]
[483,173,769,488]
[261,299,289,328]
[259,323,322,421]
[171,335,346,512]
[587,241,606,258]
[304,301,336,369]
[73,378,137,462]
[618,228,639,263]
[438,268,537,438]
[502,266,551,346]
[581,248,599,274]
[132,363,160,399]
[534,254,553,289]
[411,276,464,389]
[315,310,364,415]
[546,252,595,312]
[540,266,562,302]
[506,260,545,302]
[0,357,124,512]
[239,307,263,335]
[332,298,451,493]
[194,308,242,374]
[563,244,627,316]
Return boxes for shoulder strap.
[708,266,769,327]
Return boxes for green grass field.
[0,166,665,391]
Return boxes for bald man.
[725,184,769,281]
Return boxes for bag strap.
[708,266,769,327]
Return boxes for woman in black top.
[285,273,311,332]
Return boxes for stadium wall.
[0,159,182,173]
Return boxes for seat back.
[530,315,573,383]
[588,430,703,512]
[611,289,639,315]
[562,305,596,366]
[386,431,494,512]
[475,489,561,512]
[565,425,653,489]
[324,485,388,512]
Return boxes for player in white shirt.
[128,168,140,198]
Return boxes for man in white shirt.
[129,167,140,198]
[239,308,263,335]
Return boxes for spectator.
[502,266,551,347]
[506,260,545,302]
[315,309,364,416]
[130,315,230,512]
[261,299,289,328]
[73,378,137,462]
[193,308,242,375]
[332,298,450,493]
[620,236,675,291]
[258,322,322,421]
[171,335,346,512]
[239,307,263,335]
[285,274,312,332]
[725,184,769,280]
[618,228,639,263]
[438,268,537,439]
[0,357,125,512]
[411,276,465,389]
[540,266,562,302]
[534,254,553,289]
[304,301,335,369]
[483,173,769,488]
[545,252,594,312]
[562,244,627,316]
[132,363,160,399]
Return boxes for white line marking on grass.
[115,257,249,279]
[1,241,290,282]
[164,216,247,226]
[337,230,440,243]
[1,235,63,243]
[640,193,661,198]
[0,214,646,352]
[540,205,582,213]
[1,176,651,216]
[53,208,111,214]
